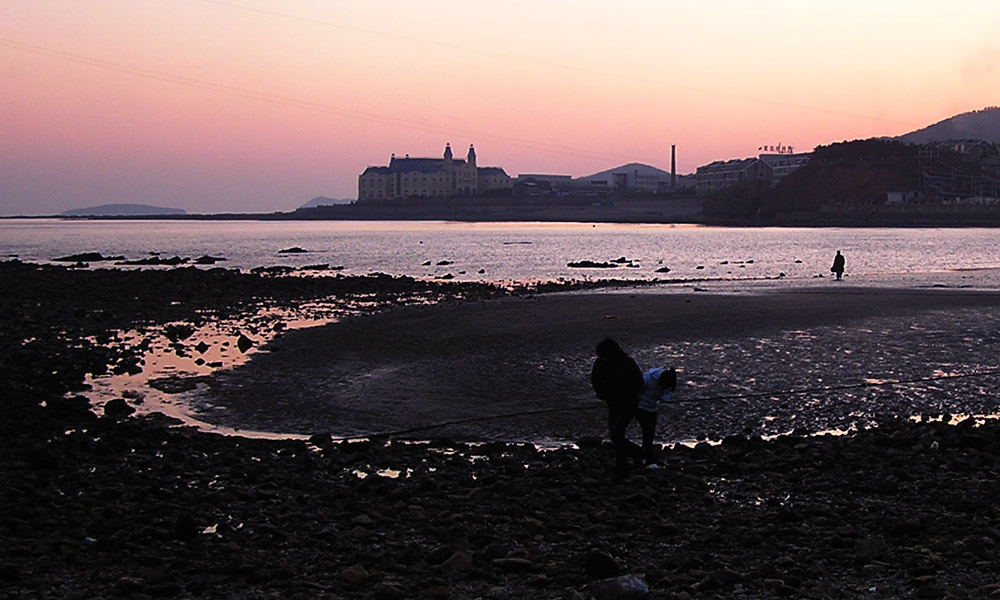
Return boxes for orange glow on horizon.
[1,0,998,215]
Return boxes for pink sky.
[1,0,998,215]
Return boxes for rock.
[103,398,135,419]
[277,247,308,253]
[114,576,146,595]
[163,324,195,341]
[193,255,226,264]
[491,557,532,573]
[855,537,890,563]
[0,564,21,582]
[53,252,124,262]
[588,575,649,600]
[585,550,621,579]
[339,564,369,585]
[372,583,406,600]
[568,260,617,269]
[236,333,255,353]
[441,550,474,576]
[174,514,197,541]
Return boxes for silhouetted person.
[590,338,644,482]
[636,367,677,466]
[831,250,846,280]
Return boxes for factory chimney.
[670,145,677,189]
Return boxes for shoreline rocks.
[4,260,1000,599]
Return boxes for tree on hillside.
[762,140,920,217]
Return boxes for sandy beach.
[5,260,1000,599]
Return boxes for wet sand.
[6,261,1000,599]
[202,285,1000,443]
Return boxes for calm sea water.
[4,218,1000,289]
[8,218,1000,440]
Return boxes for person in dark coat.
[831,250,846,280]
[590,338,645,482]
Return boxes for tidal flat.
[4,260,1000,599]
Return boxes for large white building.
[358,144,511,201]
[574,163,676,193]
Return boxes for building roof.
[697,158,760,173]
[478,167,509,176]
[577,162,674,183]
[362,157,505,176]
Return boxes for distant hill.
[299,196,353,209]
[61,203,186,217]
[899,106,1000,144]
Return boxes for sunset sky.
[1,1,998,215]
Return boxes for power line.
[204,0,919,130]
[0,37,645,166]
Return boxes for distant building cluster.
[513,163,695,197]
[695,151,811,196]
[358,144,511,201]
[916,139,1000,205]
[357,141,815,202]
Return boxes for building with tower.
[358,143,511,201]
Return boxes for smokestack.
[670,145,677,189]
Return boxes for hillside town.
[355,134,999,219]
[281,107,1000,225]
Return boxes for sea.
[7,218,1000,440]
[5,218,1000,290]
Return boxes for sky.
[1,1,998,215]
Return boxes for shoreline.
[6,261,1000,598]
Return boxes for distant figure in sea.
[831,250,846,280]
[590,338,645,483]
[637,367,678,467]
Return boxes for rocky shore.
[4,260,1000,599]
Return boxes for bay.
[4,218,1000,289]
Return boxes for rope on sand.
[329,368,1000,442]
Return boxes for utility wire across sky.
[0,36,667,167]
[205,0,919,130]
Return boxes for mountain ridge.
[61,203,186,217]
[898,106,1000,144]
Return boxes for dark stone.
[103,398,135,419]
[174,515,197,541]
[236,333,255,353]
[163,324,195,341]
[193,255,226,264]
[53,252,125,263]
[568,260,618,269]
[0,564,20,582]
[585,550,621,579]
[114,576,146,595]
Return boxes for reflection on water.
[83,307,339,440]
[7,219,1000,287]
[642,308,1000,444]
[24,219,1000,442]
